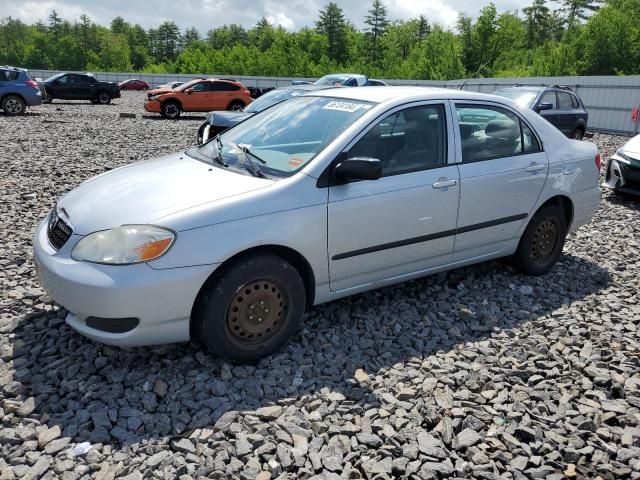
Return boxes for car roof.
[495,86,545,92]
[276,84,336,92]
[307,86,510,104]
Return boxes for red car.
[118,79,150,91]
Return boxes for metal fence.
[29,69,640,136]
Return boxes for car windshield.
[314,75,351,86]
[45,73,65,82]
[493,89,539,108]
[189,95,374,177]
[174,79,202,92]
[244,89,301,113]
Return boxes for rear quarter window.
[0,70,19,81]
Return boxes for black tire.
[96,91,111,105]
[162,101,181,119]
[194,253,306,363]
[228,100,245,111]
[571,127,584,140]
[42,89,53,104]
[1,95,26,115]
[512,205,567,276]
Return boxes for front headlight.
[148,95,158,101]
[72,225,175,265]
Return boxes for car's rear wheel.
[571,128,584,140]
[194,253,306,363]
[512,205,567,275]
[228,100,245,111]
[162,101,181,119]
[96,91,111,105]
[42,89,53,104]
[1,95,26,115]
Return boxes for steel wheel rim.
[6,99,23,114]
[226,280,288,345]
[531,220,558,263]
[230,103,243,111]
[99,92,109,103]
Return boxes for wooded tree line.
[1,0,639,80]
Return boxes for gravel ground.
[1,92,639,480]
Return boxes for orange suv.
[144,78,252,119]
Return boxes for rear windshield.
[0,69,20,81]
[493,89,539,108]
[245,89,302,113]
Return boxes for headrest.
[485,119,519,140]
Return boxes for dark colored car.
[196,84,331,144]
[119,79,150,90]
[493,86,588,139]
[42,73,121,105]
[0,65,42,115]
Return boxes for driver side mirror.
[536,102,553,112]
[185,88,193,95]
[333,157,382,182]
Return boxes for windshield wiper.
[231,143,267,178]
[212,135,229,167]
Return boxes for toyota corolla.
[34,87,601,363]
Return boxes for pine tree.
[364,0,389,66]
[48,10,61,41]
[523,0,551,47]
[183,27,201,47]
[315,2,348,63]
[553,0,603,26]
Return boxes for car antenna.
[458,60,491,90]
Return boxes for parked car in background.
[196,84,332,143]
[605,134,640,196]
[156,81,183,90]
[144,78,252,119]
[119,79,150,90]
[0,65,42,115]
[34,87,601,362]
[493,85,588,139]
[367,79,388,86]
[292,74,383,87]
[42,73,121,104]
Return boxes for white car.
[604,133,640,196]
[34,87,602,362]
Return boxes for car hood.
[57,152,273,235]
[148,88,173,96]
[623,134,640,154]
[206,111,252,126]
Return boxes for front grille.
[47,212,72,250]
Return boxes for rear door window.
[557,92,574,110]
[456,104,540,162]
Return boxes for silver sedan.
[34,87,602,362]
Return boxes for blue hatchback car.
[0,66,42,115]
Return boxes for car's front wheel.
[1,95,26,115]
[512,204,567,275]
[162,101,181,119]
[194,253,306,363]
[96,91,112,105]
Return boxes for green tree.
[523,0,552,47]
[364,0,389,67]
[48,10,62,41]
[315,2,349,63]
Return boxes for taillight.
[595,153,602,170]
[26,79,39,90]
[244,90,250,95]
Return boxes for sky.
[2,0,530,32]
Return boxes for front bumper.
[604,156,640,195]
[33,217,216,347]
[144,100,161,113]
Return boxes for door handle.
[432,179,457,189]
[526,163,546,173]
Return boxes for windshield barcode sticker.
[323,101,363,112]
